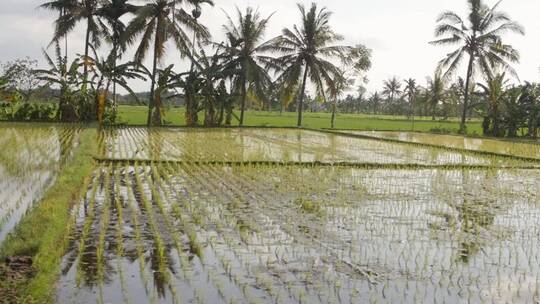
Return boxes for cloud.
[0,0,538,94]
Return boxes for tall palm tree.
[40,0,77,60]
[382,77,401,110]
[427,71,447,120]
[403,78,417,129]
[221,7,273,126]
[97,0,139,108]
[124,0,211,126]
[263,3,351,127]
[45,0,105,85]
[430,0,524,133]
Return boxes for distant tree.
[382,77,401,112]
[1,57,43,101]
[478,72,508,136]
[403,78,417,119]
[431,0,524,133]
[369,92,382,115]
[427,71,446,120]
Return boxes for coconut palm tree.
[221,7,273,126]
[430,0,524,133]
[45,0,105,84]
[263,3,352,127]
[124,0,211,126]
[382,77,401,111]
[97,0,140,108]
[427,71,447,120]
[403,78,417,129]
[40,0,77,60]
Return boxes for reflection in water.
[98,127,535,166]
[57,162,540,304]
[0,124,79,243]
[355,130,540,160]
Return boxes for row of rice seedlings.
[96,163,113,304]
[350,130,540,161]
[131,162,179,303]
[158,160,296,303]
[158,161,267,303]
[176,162,338,298]
[121,163,152,298]
[173,162,341,303]
[252,167,540,302]
[110,164,132,303]
[74,169,101,288]
[203,164,353,302]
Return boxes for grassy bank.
[0,127,97,303]
[117,105,484,134]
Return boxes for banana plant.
[34,42,83,122]
[85,45,147,124]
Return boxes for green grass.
[0,127,97,303]
[117,105,483,135]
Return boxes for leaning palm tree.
[430,0,524,133]
[220,7,273,126]
[263,3,352,127]
[124,0,211,126]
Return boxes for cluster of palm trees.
[37,0,370,127]
[337,0,537,137]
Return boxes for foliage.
[1,57,44,101]
[431,0,524,132]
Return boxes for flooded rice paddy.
[0,124,79,243]
[0,124,539,303]
[351,130,540,160]
[55,127,540,303]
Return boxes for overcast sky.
[1,0,539,95]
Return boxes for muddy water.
[0,124,79,243]
[56,161,540,304]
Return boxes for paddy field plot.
[349,130,540,160]
[54,128,540,304]
[0,123,80,243]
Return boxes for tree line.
[0,0,538,138]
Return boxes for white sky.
[0,0,539,95]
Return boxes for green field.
[117,105,484,134]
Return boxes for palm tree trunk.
[147,24,160,126]
[83,17,91,88]
[331,98,337,129]
[297,66,309,127]
[460,53,475,133]
[239,76,247,126]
